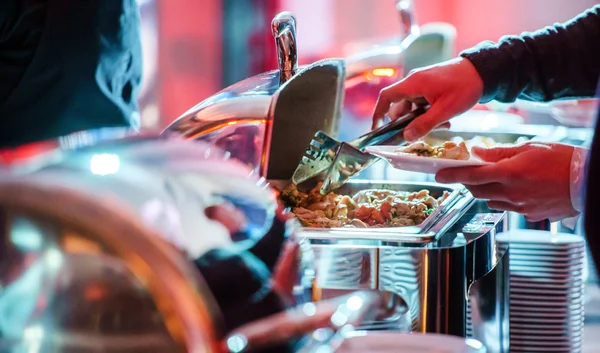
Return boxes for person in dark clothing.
[0,0,142,148]
[372,6,600,264]
[1,3,296,348]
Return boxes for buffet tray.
[270,179,475,244]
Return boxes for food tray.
[270,179,475,243]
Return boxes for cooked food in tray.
[280,182,449,228]
[395,141,470,160]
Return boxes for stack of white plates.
[336,331,486,352]
[496,230,587,353]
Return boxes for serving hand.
[372,57,484,140]
[435,142,579,222]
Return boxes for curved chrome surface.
[272,11,298,84]
[224,291,382,353]
[0,176,221,352]
[344,22,456,80]
[10,136,279,258]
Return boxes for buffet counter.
[0,6,596,352]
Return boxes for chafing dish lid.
[9,136,279,258]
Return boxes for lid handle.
[272,11,298,84]
[396,0,419,40]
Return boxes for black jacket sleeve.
[460,5,600,103]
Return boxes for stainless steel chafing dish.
[271,179,509,353]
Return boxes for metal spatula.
[292,106,428,186]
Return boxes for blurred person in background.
[0,0,142,150]
[372,6,600,263]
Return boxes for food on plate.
[395,141,470,160]
[426,135,530,149]
[279,182,450,228]
[394,135,530,161]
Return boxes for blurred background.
[138,0,599,130]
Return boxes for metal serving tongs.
[292,106,429,194]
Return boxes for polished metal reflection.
[225,291,383,353]
[298,191,510,353]
[0,177,221,352]
[272,11,298,84]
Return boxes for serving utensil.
[320,142,377,194]
[292,106,428,187]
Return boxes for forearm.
[460,5,600,103]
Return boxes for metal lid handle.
[272,11,298,84]
[396,0,419,40]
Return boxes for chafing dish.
[271,179,509,353]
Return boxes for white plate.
[336,331,486,353]
[365,146,490,174]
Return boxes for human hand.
[550,98,599,128]
[372,57,484,141]
[435,142,579,222]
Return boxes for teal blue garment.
[0,0,142,148]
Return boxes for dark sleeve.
[460,5,600,103]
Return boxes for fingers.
[388,100,413,121]
[463,183,512,202]
[436,165,504,185]
[486,201,523,213]
[372,77,424,128]
[403,98,456,141]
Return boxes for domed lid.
[0,176,221,352]
[11,136,279,258]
